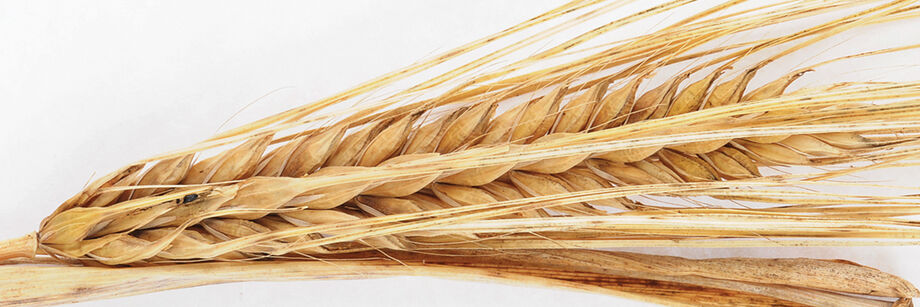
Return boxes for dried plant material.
[280,125,345,177]
[631,160,683,183]
[438,102,495,152]
[403,194,452,211]
[667,138,731,155]
[0,233,36,261]
[480,100,529,144]
[3,1,920,306]
[594,145,664,163]
[716,146,761,177]
[701,150,757,179]
[734,140,811,165]
[363,153,442,196]
[556,167,632,210]
[741,70,811,143]
[146,187,237,229]
[779,134,849,156]
[438,161,516,186]
[658,149,719,182]
[742,70,810,103]
[814,132,878,149]
[705,68,758,108]
[201,219,284,253]
[280,209,361,229]
[136,227,248,260]
[50,165,143,215]
[554,83,607,133]
[355,196,423,215]
[481,181,546,218]
[668,69,726,117]
[183,135,272,184]
[130,155,194,199]
[219,177,313,219]
[591,77,641,130]
[85,166,145,207]
[516,133,590,173]
[255,136,306,177]
[627,76,682,124]
[285,167,372,210]
[92,201,179,236]
[588,159,663,185]
[358,114,418,166]
[430,183,496,208]
[404,109,461,154]
[3,249,915,306]
[510,171,606,216]
[325,121,386,167]
[515,86,566,143]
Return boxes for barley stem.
[0,233,37,262]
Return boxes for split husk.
[3,1,920,306]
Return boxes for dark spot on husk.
[182,194,199,204]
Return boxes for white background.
[1,1,919,306]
